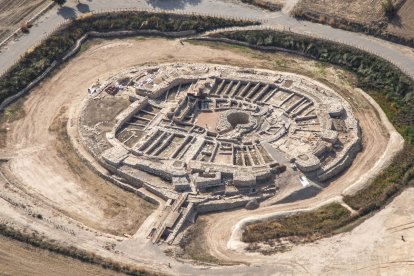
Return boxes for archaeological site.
[0,1,413,275]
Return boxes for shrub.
[213,30,414,145]
[242,203,351,243]
[381,0,395,17]
[212,29,414,244]
[0,11,257,108]
[344,144,414,212]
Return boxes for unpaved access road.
[1,0,414,81]
[0,37,406,275]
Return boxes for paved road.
[0,1,412,274]
[0,0,414,79]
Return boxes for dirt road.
[0,37,407,275]
[201,56,404,264]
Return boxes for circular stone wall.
[227,111,250,128]
[80,63,361,197]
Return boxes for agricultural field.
[0,0,49,42]
[293,0,387,25]
[292,0,414,46]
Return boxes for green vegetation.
[344,144,414,213]
[0,98,26,124]
[0,224,150,275]
[381,0,396,16]
[314,61,328,77]
[242,203,351,243]
[212,29,414,246]
[214,30,414,144]
[0,11,256,108]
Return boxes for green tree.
[381,0,395,16]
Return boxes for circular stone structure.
[79,63,361,243]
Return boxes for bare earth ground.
[0,236,120,276]
[294,0,385,24]
[0,37,406,274]
[2,97,156,236]
[201,186,414,275]
[387,0,414,40]
[179,42,405,269]
[236,0,299,14]
[0,0,49,41]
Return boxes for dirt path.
[0,37,407,274]
[1,40,160,237]
[201,68,404,264]
[199,186,414,275]
[282,0,300,14]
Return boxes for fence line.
[0,28,198,112]
[0,9,258,79]
[1,8,412,78]
[204,25,413,78]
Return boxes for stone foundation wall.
[197,198,249,214]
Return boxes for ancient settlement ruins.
[79,63,361,244]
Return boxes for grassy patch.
[78,39,97,55]
[0,12,257,108]
[313,61,328,77]
[275,59,287,68]
[242,203,351,243]
[210,29,414,247]
[343,144,414,213]
[0,97,27,148]
[0,97,26,125]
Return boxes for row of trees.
[214,30,414,143]
[0,11,255,108]
[214,29,414,243]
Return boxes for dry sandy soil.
[0,0,49,41]
[0,236,120,276]
[293,0,386,24]
[387,0,414,40]
[0,37,407,274]
[238,0,299,14]
[201,186,414,275]
[180,41,404,266]
[1,96,156,237]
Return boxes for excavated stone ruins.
[78,63,361,244]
